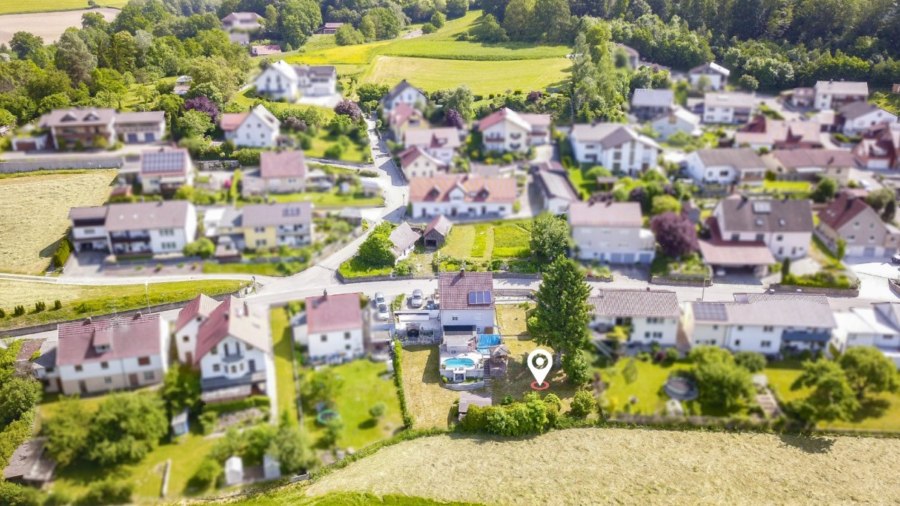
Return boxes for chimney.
[646,286,651,291]
[460,267,465,276]
[85,316,92,324]
[133,311,142,319]
[323,289,328,297]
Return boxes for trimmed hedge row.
[201,395,270,415]
[392,341,413,429]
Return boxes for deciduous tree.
[650,211,698,257]
[87,393,167,466]
[530,212,570,262]
[839,347,900,400]
[790,359,860,422]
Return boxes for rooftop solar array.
[468,291,492,305]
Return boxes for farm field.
[0,7,120,45]
[0,170,116,275]
[0,279,246,331]
[305,429,900,505]
[440,220,531,261]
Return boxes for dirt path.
[0,8,119,45]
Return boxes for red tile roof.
[818,192,871,231]
[439,271,493,310]
[57,314,163,366]
[220,113,249,132]
[398,146,445,169]
[698,217,775,267]
[408,175,516,204]
[175,294,220,332]
[194,297,271,363]
[306,292,362,333]
[260,150,307,179]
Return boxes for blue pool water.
[444,358,475,369]
[477,334,502,354]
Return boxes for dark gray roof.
[141,148,190,175]
[105,201,192,232]
[389,222,421,254]
[589,289,680,318]
[116,111,165,124]
[242,202,313,228]
[295,65,336,78]
[717,196,814,234]
[382,80,424,104]
[535,169,579,202]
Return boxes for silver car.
[410,289,425,308]
[374,292,386,305]
[377,303,390,321]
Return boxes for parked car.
[374,292,386,306]
[377,303,390,321]
[892,253,900,264]
[410,289,424,308]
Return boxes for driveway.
[296,93,342,109]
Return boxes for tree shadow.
[850,397,890,423]
[358,418,377,430]
[778,433,835,454]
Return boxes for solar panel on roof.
[468,291,492,305]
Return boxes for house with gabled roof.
[221,105,281,148]
[589,289,681,346]
[33,108,165,151]
[409,174,516,219]
[689,62,730,90]
[297,291,364,362]
[254,60,337,101]
[763,149,857,184]
[734,116,822,151]
[685,148,766,185]
[423,215,452,248]
[49,313,169,395]
[242,150,308,196]
[140,147,194,194]
[709,194,813,260]
[404,127,461,164]
[439,270,495,334]
[816,191,900,258]
[533,161,579,215]
[68,200,197,257]
[651,106,701,140]
[221,12,263,31]
[569,123,660,174]
[814,80,868,110]
[702,92,757,124]
[242,201,314,249]
[477,108,551,153]
[568,201,656,264]
[631,89,675,121]
[837,102,899,135]
[175,294,222,365]
[388,102,429,141]
[388,222,421,261]
[853,122,900,169]
[398,145,449,179]
[380,80,428,119]
[195,297,274,404]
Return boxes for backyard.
[271,307,300,423]
[400,345,461,429]
[0,170,117,274]
[440,220,531,263]
[267,187,383,208]
[0,279,246,331]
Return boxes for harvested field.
[0,8,120,45]
[307,429,900,505]
[0,170,116,274]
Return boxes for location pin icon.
[527,349,553,389]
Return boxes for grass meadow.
[0,0,127,15]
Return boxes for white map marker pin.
[527,349,553,389]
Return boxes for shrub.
[664,347,680,363]
[34,301,45,312]
[422,22,437,34]
[77,479,133,505]
[201,396,270,416]
[324,144,344,159]
[54,300,62,310]
[13,305,25,317]
[183,238,215,259]
[52,238,72,270]
[570,390,597,418]
[501,395,514,405]
[190,458,222,489]
[735,351,767,373]
[369,402,387,419]
[199,411,219,435]
[0,481,42,506]
[0,309,5,318]
[392,341,413,428]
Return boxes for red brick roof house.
[439,270,495,334]
[299,292,364,362]
[853,123,900,169]
[243,150,308,196]
[174,294,221,365]
[817,191,900,258]
[409,174,516,219]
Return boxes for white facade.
[651,108,701,140]
[689,63,730,91]
[482,118,530,154]
[411,199,512,220]
[175,317,203,364]
[440,308,496,334]
[304,328,364,361]
[226,107,280,149]
[142,170,195,194]
[572,225,656,263]
[255,62,298,102]
[684,151,766,186]
[71,223,108,251]
[570,135,659,175]
[198,335,270,382]
[592,315,679,346]
[713,206,810,260]
[843,109,899,135]
[382,83,428,117]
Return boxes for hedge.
[0,411,34,471]
[392,341,413,429]
[201,395,270,416]
[52,237,72,271]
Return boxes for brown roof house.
[814,80,868,110]
[45,313,169,396]
[817,191,900,258]
[388,222,421,261]
[589,289,681,347]
[241,150,308,197]
[533,161,580,215]
[173,294,222,365]
[439,270,495,334]
[194,297,273,404]
[568,201,656,264]
[140,147,194,195]
[398,145,449,179]
[404,127,462,165]
[295,291,364,362]
[477,108,551,154]
[853,122,900,169]
[33,108,165,151]
[388,102,429,141]
[763,149,858,184]
[423,215,453,248]
[103,200,197,257]
[734,115,822,151]
[409,174,516,220]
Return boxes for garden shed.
[423,215,452,248]
[224,456,244,486]
[170,408,189,437]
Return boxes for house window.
[452,316,458,321]
[144,371,154,381]
[231,365,237,373]
[74,365,83,372]
[763,326,774,332]
[712,325,719,330]
[254,227,265,233]
[182,335,189,342]
[246,344,253,351]
[211,346,217,355]
[101,361,109,369]
[761,340,772,348]
[321,335,328,342]
[256,239,267,247]
[138,356,151,366]
[104,377,112,384]
[160,229,174,236]
[776,235,783,241]
[345,344,352,351]
[731,234,740,241]
[213,364,220,372]
[737,326,744,331]
[344,332,351,340]
[734,339,741,346]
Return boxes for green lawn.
[272,307,299,423]
[566,167,597,199]
[338,257,393,278]
[0,279,247,331]
[0,0,127,15]
[266,188,383,208]
[600,359,692,416]
[440,220,531,260]
[303,130,370,163]
[400,346,461,428]
[300,360,404,449]
[751,180,811,194]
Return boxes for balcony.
[110,233,150,243]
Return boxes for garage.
[610,253,623,263]
[638,253,653,264]
[622,253,635,263]
[863,247,877,257]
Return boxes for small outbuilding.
[423,215,452,248]
[263,454,282,480]
[224,456,244,486]
[458,392,493,421]
[171,408,190,437]
[2,438,56,486]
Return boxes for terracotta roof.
[260,150,306,179]
[589,289,680,318]
[306,292,362,333]
[477,108,548,131]
[220,113,248,131]
[818,192,872,231]
[39,108,115,128]
[439,271,494,310]
[717,196,813,234]
[398,146,446,170]
[242,202,313,228]
[408,175,516,204]
[57,314,163,366]
[194,297,270,362]
[140,148,191,176]
[104,200,192,232]
[175,294,220,332]
[388,222,421,255]
[404,127,461,150]
[698,216,776,267]
[425,215,453,236]
[389,102,419,127]
[734,116,821,147]
[814,80,868,96]
[694,149,765,169]
[771,149,858,169]
[568,201,642,227]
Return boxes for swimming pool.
[443,357,476,369]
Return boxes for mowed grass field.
[400,346,460,428]
[306,429,900,505]
[441,220,531,260]
[0,1,126,15]
[0,170,116,274]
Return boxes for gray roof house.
[139,147,194,195]
[685,148,766,185]
[631,89,675,121]
[388,222,421,261]
[589,289,681,347]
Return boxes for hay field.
[363,56,570,95]
[0,171,116,274]
[307,429,900,505]
[0,8,120,45]
[0,1,125,15]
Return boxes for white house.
[631,88,674,121]
[69,200,197,257]
[533,161,579,215]
[833,302,900,367]
[712,195,814,260]
[398,146,448,179]
[838,102,898,136]
[68,206,109,253]
[702,92,757,124]
[174,294,223,365]
[685,148,766,185]
[254,60,337,101]
[814,80,868,110]
[409,174,517,219]
[194,297,274,404]
[139,147,195,194]
[688,62,731,91]
[568,201,656,264]
[381,80,428,118]
[569,123,660,174]
[685,293,837,354]
[299,292,364,362]
[404,128,461,164]
[589,289,680,347]
[221,105,281,149]
[439,270,496,334]
[46,314,169,395]
[651,106,701,140]
[221,12,263,31]
[477,108,551,153]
